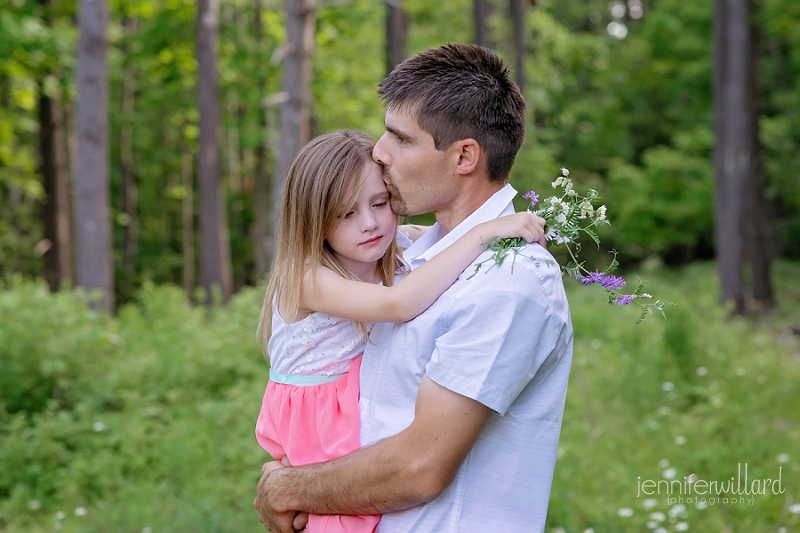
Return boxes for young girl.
[255,130,543,533]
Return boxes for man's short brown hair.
[378,43,526,183]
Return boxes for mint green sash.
[269,370,344,386]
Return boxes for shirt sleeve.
[424,263,569,415]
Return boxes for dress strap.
[269,370,344,386]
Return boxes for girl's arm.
[398,224,431,243]
[301,212,545,323]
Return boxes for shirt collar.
[403,183,518,267]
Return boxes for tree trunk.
[509,0,526,94]
[75,0,113,312]
[38,0,73,291]
[253,0,271,281]
[197,0,233,304]
[120,17,138,274]
[747,1,773,310]
[273,0,315,241]
[39,86,73,291]
[713,0,749,315]
[385,0,407,74]
[474,0,491,48]
[181,128,196,302]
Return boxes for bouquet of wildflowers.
[471,167,674,324]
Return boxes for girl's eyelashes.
[373,201,387,208]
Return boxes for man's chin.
[390,198,410,218]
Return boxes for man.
[255,43,573,533]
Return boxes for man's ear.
[452,138,482,176]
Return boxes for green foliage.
[1,266,799,531]
[548,261,800,532]
[0,281,269,532]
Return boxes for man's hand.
[255,461,298,533]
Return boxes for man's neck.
[434,181,505,235]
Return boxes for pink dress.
[256,307,379,533]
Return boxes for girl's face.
[326,162,397,281]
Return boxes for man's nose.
[373,134,390,166]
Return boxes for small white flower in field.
[567,189,579,197]
[669,504,686,516]
[649,420,660,430]
[54,523,62,531]
[777,453,790,463]
[552,177,563,188]
[646,521,658,529]
[687,473,697,482]
[642,498,657,510]
[55,511,66,520]
[617,507,634,517]
[142,527,154,533]
[675,435,687,445]
[556,213,568,225]
[789,503,800,514]
[695,500,708,510]
[696,366,708,376]
[596,205,607,221]
[661,382,675,392]
[640,293,653,299]
[658,406,670,416]
[778,527,788,533]
[75,507,87,516]
[552,528,566,533]
[561,167,570,176]
[649,511,666,522]
[92,421,105,432]
[655,528,668,533]
[662,467,676,479]
[583,529,594,533]
[29,500,42,510]
[659,458,670,468]
[735,367,746,376]
[711,396,723,408]
[675,522,689,531]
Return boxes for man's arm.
[254,375,493,532]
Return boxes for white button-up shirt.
[360,184,574,532]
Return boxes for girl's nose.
[360,211,378,232]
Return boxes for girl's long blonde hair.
[257,130,403,354]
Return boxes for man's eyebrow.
[384,124,410,139]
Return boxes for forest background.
[1,0,800,532]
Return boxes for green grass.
[1,262,799,532]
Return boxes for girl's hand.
[472,212,547,247]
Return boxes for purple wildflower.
[580,271,605,285]
[599,275,626,291]
[615,294,634,306]
[523,191,539,206]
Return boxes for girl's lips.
[359,235,383,247]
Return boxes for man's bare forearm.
[267,436,434,516]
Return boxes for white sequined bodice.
[267,304,367,376]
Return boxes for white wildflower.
[789,503,800,514]
[561,167,570,176]
[675,435,687,445]
[642,498,657,510]
[777,454,789,463]
[55,512,66,520]
[617,507,633,517]
[669,504,686,516]
[695,500,708,510]
[649,511,666,521]
[75,507,88,516]
[641,293,653,299]
[596,204,607,221]
[662,467,676,479]
[675,522,689,531]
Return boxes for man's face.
[372,109,454,217]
